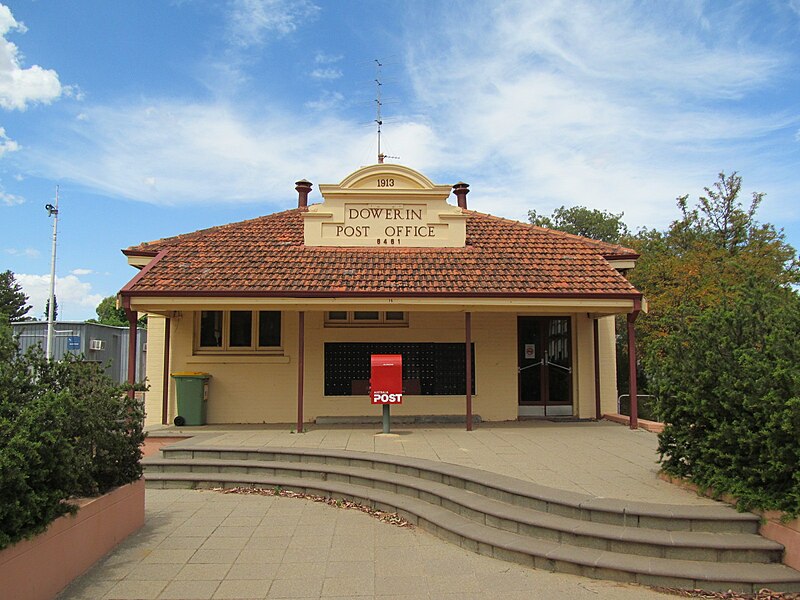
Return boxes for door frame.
[517,316,574,417]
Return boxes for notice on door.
[524,344,536,359]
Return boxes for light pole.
[45,186,59,360]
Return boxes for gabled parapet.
[303,164,468,248]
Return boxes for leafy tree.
[627,172,798,366]
[622,171,800,515]
[0,270,31,322]
[43,295,58,321]
[88,295,146,328]
[528,205,629,244]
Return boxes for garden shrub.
[0,321,145,549]
[652,280,800,518]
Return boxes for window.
[200,311,223,347]
[325,311,408,326]
[229,311,252,347]
[197,310,281,352]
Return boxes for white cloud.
[0,187,23,205]
[70,268,94,276]
[226,0,320,47]
[16,273,104,321]
[63,84,85,101]
[401,1,799,228]
[310,67,342,80]
[0,126,18,156]
[27,100,385,205]
[314,52,342,64]
[304,91,343,111]
[5,247,39,257]
[15,0,800,239]
[0,3,62,110]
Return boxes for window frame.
[195,310,283,354]
[324,311,409,327]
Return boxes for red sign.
[370,354,403,405]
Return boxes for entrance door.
[518,316,573,416]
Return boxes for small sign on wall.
[524,344,536,359]
[67,336,80,351]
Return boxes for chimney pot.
[295,179,312,208]
[453,182,470,209]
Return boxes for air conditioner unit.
[89,339,106,351]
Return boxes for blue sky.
[1,0,799,320]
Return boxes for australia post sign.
[370,354,403,405]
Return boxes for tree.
[88,295,146,328]
[623,171,800,516]
[627,172,798,364]
[0,270,31,322]
[528,205,629,244]
[43,295,58,321]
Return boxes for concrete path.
[59,488,674,600]
[149,420,717,505]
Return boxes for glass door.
[517,316,573,416]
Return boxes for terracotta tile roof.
[121,208,641,297]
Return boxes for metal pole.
[627,313,638,430]
[125,308,138,399]
[162,318,171,425]
[45,186,59,360]
[593,318,601,420]
[382,404,390,434]
[465,312,473,431]
[297,311,305,433]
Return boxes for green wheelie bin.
[171,372,211,426]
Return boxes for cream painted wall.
[574,314,594,418]
[143,308,623,426]
[598,315,620,415]
[571,314,620,418]
[143,315,166,425]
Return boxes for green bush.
[652,280,800,518]
[0,321,145,549]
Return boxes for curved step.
[143,470,800,594]
[157,444,760,533]
[143,456,783,564]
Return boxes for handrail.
[617,393,657,414]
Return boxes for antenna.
[45,185,59,360]
[374,59,383,163]
[374,59,400,164]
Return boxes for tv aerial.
[374,59,399,164]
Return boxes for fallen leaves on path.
[209,485,413,527]
[656,587,799,600]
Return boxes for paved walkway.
[149,420,716,505]
[58,421,721,599]
[59,488,674,600]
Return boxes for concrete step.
[157,445,761,534]
[143,470,800,594]
[143,456,783,564]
